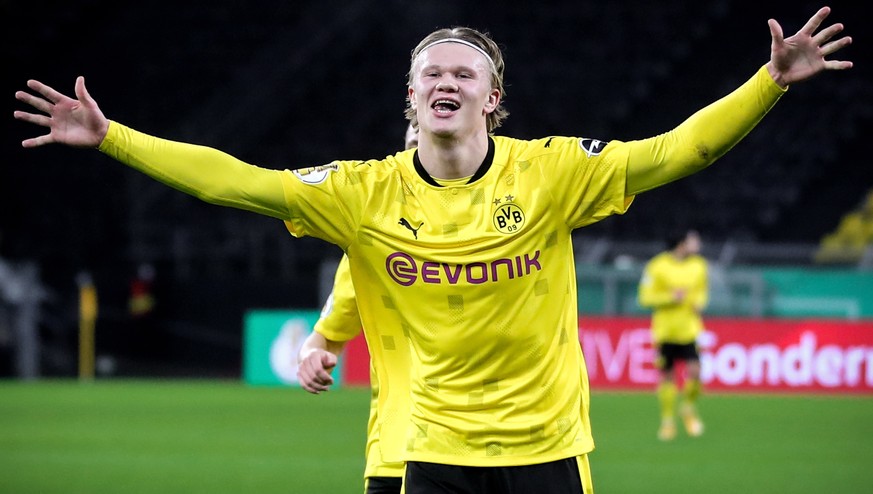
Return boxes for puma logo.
[398,218,423,239]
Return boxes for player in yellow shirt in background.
[299,255,406,494]
[638,230,708,441]
[14,7,852,493]
[297,125,418,494]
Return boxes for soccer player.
[14,7,852,493]
[297,124,419,494]
[637,229,708,441]
[298,254,406,494]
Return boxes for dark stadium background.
[2,0,871,378]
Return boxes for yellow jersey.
[281,134,632,466]
[313,254,405,478]
[96,65,785,467]
[638,252,709,344]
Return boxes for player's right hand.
[14,76,109,149]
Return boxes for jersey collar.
[412,136,495,187]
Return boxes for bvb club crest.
[493,201,525,234]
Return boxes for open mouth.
[431,99,460,113]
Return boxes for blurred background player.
[638,230,708,441]
[296,123,418,494]
[403,122,419,150]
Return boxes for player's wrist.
[764,62,789,89]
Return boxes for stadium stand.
[815,189,873,265]
[3,0,870,376]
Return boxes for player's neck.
[417,131,489,180]
[671,248,689,260]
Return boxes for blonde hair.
[405,27,508,133]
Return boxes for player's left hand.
[297,349,338,394]
[766,6,852,88]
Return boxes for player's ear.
[408,86,417,110]
[484,88,500,113]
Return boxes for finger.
[321,353,338,369]
[303,379,327,393]
[75,76,93,105]
[820,35,852,58]
[26,79,65,105]
[15,90,54,114]
[314,368,335,385]
[768,19,784,47]
[813,23,845,46]
[305,377,330,393]
[302,363,332,386]
[299,360,333,388]
[297,370,327,393]
[298,361,320,383]
[798,6,830,36]
[823,59,854,71]
[21,134,54,148]
[301,381,324,394]
[13,110,52,127]
[14,109,56,148]
[297,362,315,383]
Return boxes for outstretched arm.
[14,77,291,219]
[626,6,852,196]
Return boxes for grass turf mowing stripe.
[1,381,871,493]
[0,380,370,494]
[588,391,873,493]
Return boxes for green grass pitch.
[1,380,871,493]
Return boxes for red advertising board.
[341,330,372,385]
[580,316,873,394]
[341,317,873,394]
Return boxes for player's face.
[684,232,701,255]
[408,42,499,139]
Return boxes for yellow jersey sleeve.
[278,155,411,249]
[533,136,634,229]
[626,65,786,195]
[313,255,362,342]
[98,121,290,219]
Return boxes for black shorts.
[656,342,700,372]
[366,475,402,494]
[404,457,586,494]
